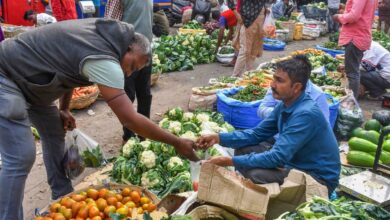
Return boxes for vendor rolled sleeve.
[82,59,124,89]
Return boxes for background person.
[23,10,57,26]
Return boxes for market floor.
[22,36,385,219]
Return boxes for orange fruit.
[96,198,108,211]
[125,201,136,209]
[106,197,118,206]
[122,196,131,204]
[121,187,131,197]
[130,191,140,203]
[140,197,150,205]
[87,189,99,200]
[116,207,128,216]
[147,203,156,212]
[104,205,116,217]
[89,206,100,218]
[50,203,61,213]
[98,188,108,199]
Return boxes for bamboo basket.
[69,86,99,110]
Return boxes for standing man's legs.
[28,104,73,200]
[0,74,35,220]
[122,60,152,141]
[344,42,364,99]
[232,25,248,77]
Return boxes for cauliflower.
[182,112,194,122]
[159,118,170,129]
[167,156,184,169]
[122,138,141,158]
[199,129,216,136]
[141,169,164,189]
[140,150,156,169]
[201,121,221,133]
[167,107,184,121]
[180,131,197,141]
[196,113,210,123]
[140,140,152,149]
[168,121,182,134]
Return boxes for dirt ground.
[22,36,385,219]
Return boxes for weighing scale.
[77,0,96,18]
[339,128,390,206]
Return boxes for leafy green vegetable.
[230,85,267,102]
[81,147,105,167]
[158,171,192,198]
[323,42,344,51]
[373,31,390,51]
[219,46,235,54]
[182,20,203,30]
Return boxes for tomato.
[61,197,76,209]
[115,194,123,202]
[71,194,86,202]
[116,207,128,216]
[104,205,116,217]
[35,217,45,220]
[140,197,150,205]
[91,216,102,220]
[89,206,100,218]
[121,196,131,204]
[193,181,199,192]
[50,203,61,213]
[60,208,72,219]
[52,213,66,220]
[130,191,140,203]
[125,201,136,209]
[87,189,99,200]
[71,202,82,218]
[98,188,108,199]
[147,203,157,212]
[77,206,89,218]
[115,202,123,209]
[106,197,118,206]
[121,187,131,197]
[142,204,149,211]
[96,198,108,211]
[137,207,144,215]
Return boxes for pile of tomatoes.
[35,187,157,220]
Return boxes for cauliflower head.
[140,150,156,169]
[159,118,170,129]
[201,121,221,133]
[122,138,141,158]
[140,140,152,149]
[168,121,182,134]
[180,131,197,141]
[141,169,164,189]
[196,113,210,123]
[167,156,184,169]
[182,112,195,122]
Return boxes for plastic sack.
[64,129,106,169]
[335,93,364,140]
[216,87,262,129]
[188,94,217,111]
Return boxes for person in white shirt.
[23,10,57,27]
[360,41,390,100]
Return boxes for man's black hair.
[275,55,312,91]
[211,10,220,20]
[24,10,35,21]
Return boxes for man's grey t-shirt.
[121,0,153,41]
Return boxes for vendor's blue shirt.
[219,93,340,193]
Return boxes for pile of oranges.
[35,187,157,220]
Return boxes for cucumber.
[348,137,377,152]
[356,130,380,144]
[347,151,377,167]
[369,151,390,165]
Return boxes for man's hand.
[196,134,220,149]
[205,156,233,167]
[174,138,200,161]
[60,110,76,131]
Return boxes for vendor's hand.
[60,109,76,131]
[196,134,219,149]
[175,138,200,161]
[205,156,233,167]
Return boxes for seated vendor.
[196,55,341,194]
[258,80,330,122]
[360,41,390,100]
[272,0,293,20]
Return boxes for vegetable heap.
[182,20,203,30]
[276,196,390,220]
[347,119,390,167]
[307,53,340,71]
[153,34,216,73]
[236,69,274,88]
[219,46,235,55]
[310,74,341,87]
[230,85,267,102]
[322,42,344,51]
[324,89,344,100]
[307,2,327,10]
[111,108,234,198]
[372,31,390,51]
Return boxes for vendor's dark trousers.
[361,70,390,97]
[0,73,73,220]
[344,42,364,99]
[234,143,290,185]
[327,8,339,33]
[122,63,153,141]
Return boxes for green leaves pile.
[276,196,390,220]
[322,42,344,51]
[307,2,327,10]
[153,34,216,73]
[182,20,203,30]
[372,31,390,51]
[230,85,267,102]
[308,54,340,71]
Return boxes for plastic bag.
[64,129,106,169]
[263,11,275,31]
[335,92,364,140]
[63,131,85,179]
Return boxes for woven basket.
[69,87,99,110]
[151,73,161,87]
[40,183,160,213]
